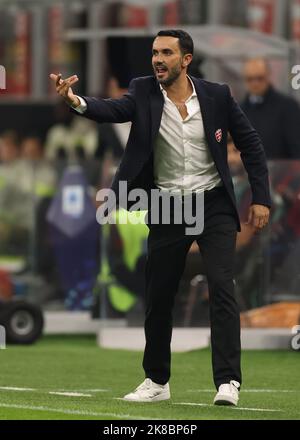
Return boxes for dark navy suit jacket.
[72,75,272,231]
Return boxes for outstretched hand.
[49,73,80,107]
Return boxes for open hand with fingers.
[49,73,80,108]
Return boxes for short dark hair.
[155,29,194,56]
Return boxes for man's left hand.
[246,204,270,232]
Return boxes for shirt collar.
[248,94,264,105]
[159,75,197,100]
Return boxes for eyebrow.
[152,48,174,53]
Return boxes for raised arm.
[49,73,136,123]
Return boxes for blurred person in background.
[241,58,300,159]
[45,101,101,188]
[227,135,264,310]
[20,135,57,198]
[227,134,252,224]
[0,130,20,164]
[0,130,29,254]
[20,135,58,278]
[45,100,98,163]
[44,101,73,161]
[0,133,57,256]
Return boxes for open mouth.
[155,66,168,76]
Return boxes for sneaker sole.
[123,393,170,403]
[214,395,238,406]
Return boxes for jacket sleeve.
[70,78,136,123]
[225,84,272,208]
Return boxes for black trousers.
[142,185,242,390]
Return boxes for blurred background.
[0,0,300,347]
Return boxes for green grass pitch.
[0,335,299,420]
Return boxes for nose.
[153,54,163,64]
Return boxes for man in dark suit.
[241,58,300,159]
[50,29,271,406]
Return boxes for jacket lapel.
[190,76,219,162]
[149,79,164,149]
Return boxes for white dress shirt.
[72,76,222,194]
[154,76,221,195]
[72,95,88,114]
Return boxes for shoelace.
[134,378,153,392]
[218,380,240,396]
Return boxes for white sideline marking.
[173,402,283,412]
[188,389,297,393]
[0,387,110,394]
[0,403,159,420]
[72,389,110,393]
[0,387,36,392]
[49,392,92,397]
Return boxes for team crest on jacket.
[215,129,222,143]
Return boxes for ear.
[182,54,193,68]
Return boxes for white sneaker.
[123,378,170,402]
[213,380,240,406]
